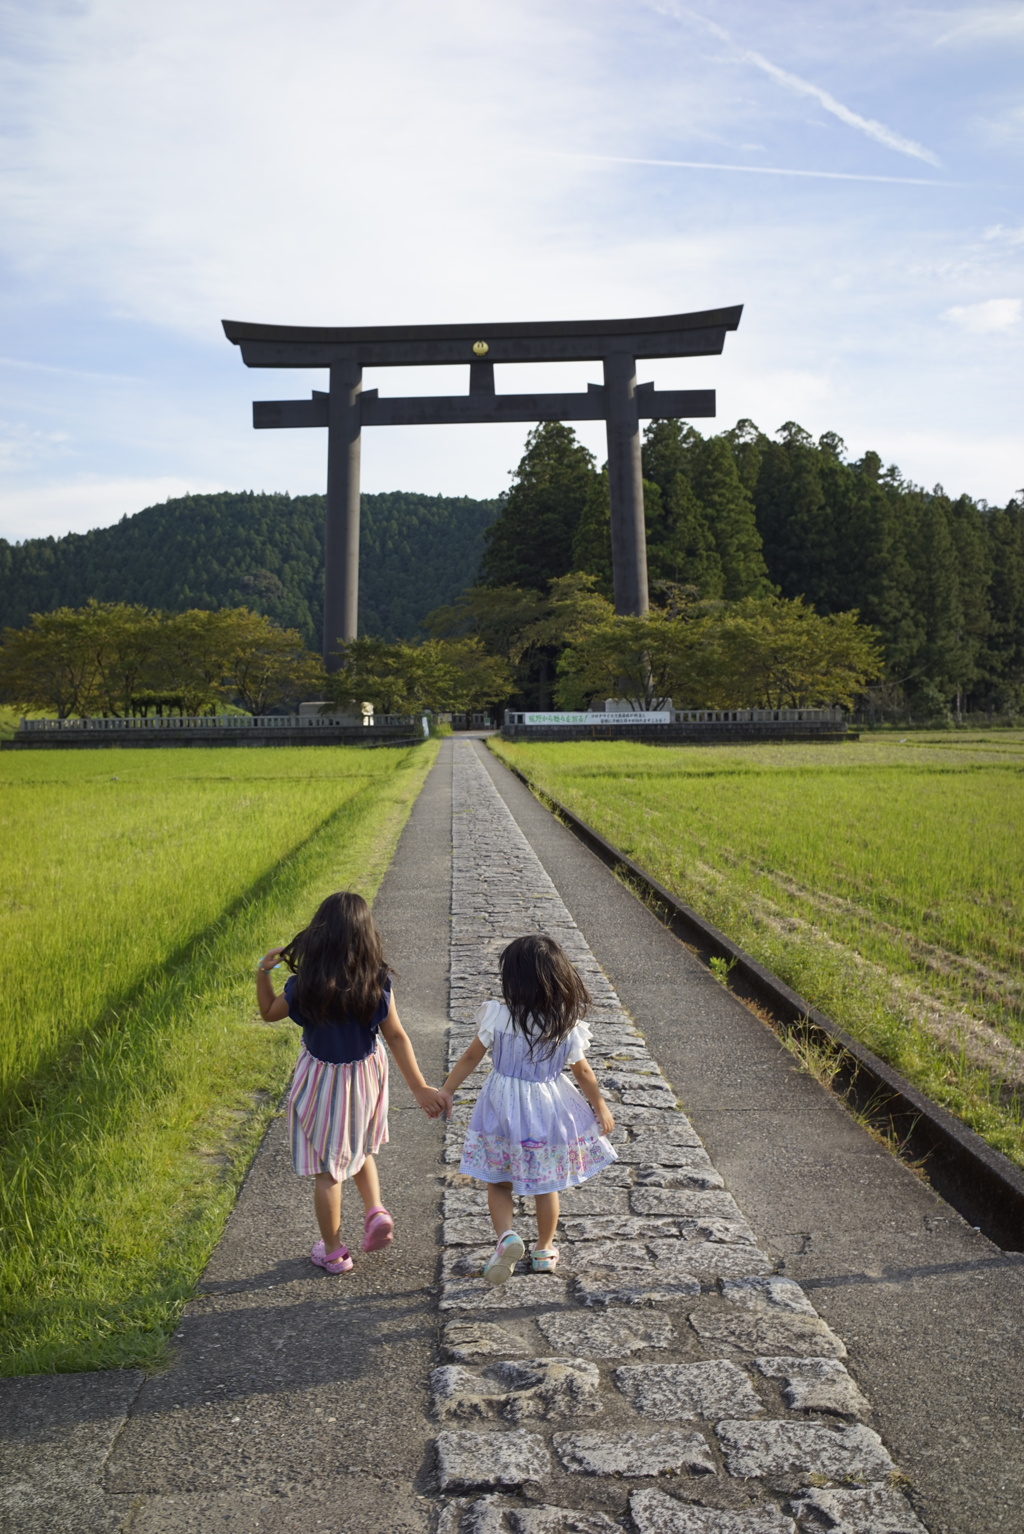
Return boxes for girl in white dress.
[442,934,616,1284]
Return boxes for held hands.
[413,1085,455,1120]
[593,1099,615,1136]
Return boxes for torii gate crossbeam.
[223,307,742,671]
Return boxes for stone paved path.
[433,742,928,1534]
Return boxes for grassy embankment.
[0,741,438,1376]
[491,732,1024,1168]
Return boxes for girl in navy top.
[257,891,449,1273]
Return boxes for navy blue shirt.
[285,975,391,1064]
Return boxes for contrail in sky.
[543,150,953,187]
[653,5,942,167]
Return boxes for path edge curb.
[495,753,1024,1252]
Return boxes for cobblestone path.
[434,743,927,1534]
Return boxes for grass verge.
[0,741,437,1375]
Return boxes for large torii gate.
[222,306,742,670]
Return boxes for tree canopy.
[0,603,322,717]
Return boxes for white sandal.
[483,1230,525,1286]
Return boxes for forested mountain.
[0,490,499,645]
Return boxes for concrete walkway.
[2,738,1023,1533]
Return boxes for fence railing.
[19,713,421,732]
[504,706,845,727]
[670,708,843,723]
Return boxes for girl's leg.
[483,1182,525,1285]
[487,1181,516,1236]
[352,1154,382,1215]
[535,1191,560,1250]
[313,1172,343,1251]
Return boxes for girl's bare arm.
[441,1036,488,1106]
[569,1057,615,1135]
[379,993,451,1118]
[256,948,290,1021]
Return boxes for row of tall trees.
[321,637,511,716]
[0,603,323,717]
[0,602,516,720]
[473,420,1024,718]
[427,574,881,713]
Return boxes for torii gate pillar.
[325,363,362,646]
[223,306,743,669]
[604,351,649,618]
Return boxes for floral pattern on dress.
[460,1126,615,1195]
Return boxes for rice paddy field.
[0,741,437,1375]
[490,731,1024,1169]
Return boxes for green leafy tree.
[81,602,163,716]
[324,636,510,715]
[751,423,834,605]
[721,418,767,494]
[480,424,599,590]
[518,573,614,657]
[0,606,98,717]
[641,419,703,494]
[692,436,772,599]
[554,609,704,711]
[156,610,239,715]
[946,493,993,710]
[424,584,545,655]
[217,609,325,713]
[707,597,883,709]
[984,497,1024,709]
[571,470,614,593]
[650,472,724,597]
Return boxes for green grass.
[490,732,1024,1168]
[0,742,438,1375]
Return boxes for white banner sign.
[522,712,672,726]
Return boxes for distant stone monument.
[223,306,743,670]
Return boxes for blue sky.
[0,0,1021,542]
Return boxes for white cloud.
[984,224,1024,245]
[871,430,1024,504]
[933,8,1024,46]
[0,475,225,544]
[943,298,1022,332]
[975,102,1024,149]
[0,420,73,474]
[0,0,620,335]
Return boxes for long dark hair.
[500,934,590,1058]
[280,891,388,1026]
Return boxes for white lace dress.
[458,1000,617,1195]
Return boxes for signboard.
[521,712,672,726]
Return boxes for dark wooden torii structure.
[222,306,743,670]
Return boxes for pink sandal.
[362,1205,394,1252]
[311,1239,354,1274]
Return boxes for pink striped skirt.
[287,1043,389,1181]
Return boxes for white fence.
[19,713,422,732]
[504,707,845,727]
